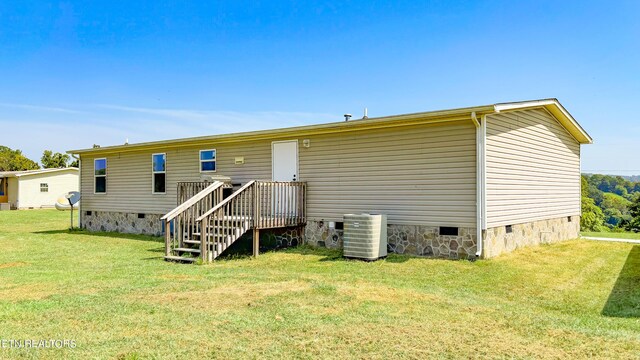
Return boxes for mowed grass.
[581,231,640,240]
[0,210,639,359]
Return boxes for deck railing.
[177,181,215,204]
[254,181,307,229]
[196,181,306,261]
[161,181,225,257]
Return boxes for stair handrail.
[192,180,308,262]
[162,181,225,222]
[195,180,256,222]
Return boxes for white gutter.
[475,114,487,258]
[470,111,480,127]
[72,154,82,228]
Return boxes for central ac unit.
[343,214,387,260]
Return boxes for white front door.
[272,140,298,181]
[271,140,299,218]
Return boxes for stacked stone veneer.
[81,211,579,259]
[304,220,478,260]
[83,211,163,236]
[247,226,303,249]
[82,210,302,246]
[483,215,580,258]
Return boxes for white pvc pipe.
[475,115,487,258]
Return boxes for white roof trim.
[0,167,79,178]
[494,99,593,144]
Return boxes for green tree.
[587,184,604,206]
[624,194,640,232]
[603,208,623,227]
[41,150,71,168]
[581,176,605,231]
[581,197,606,231]
[613,184,628,198]
[601,193,631,214]
[0,146,40,171]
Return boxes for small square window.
[506,225,513,234]
[200,149,216,172]
[40,183,48,193]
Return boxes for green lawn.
[1,210,639,359]
[581,231,640,240]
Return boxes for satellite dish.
[55,191,81,230]
[65,191,81,206]
[55,192,81,211]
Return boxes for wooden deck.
[162,180,306,263]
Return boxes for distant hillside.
[583,173,640,182]
[582,173,640,229]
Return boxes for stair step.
[183,239,201,245]
[192,232,227,238]
[174,247,201,254]
[164,255,196,263]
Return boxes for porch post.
[253,228,259,257]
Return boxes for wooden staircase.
[162,180,306,263]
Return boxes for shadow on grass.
[32,229,163,243]
[283,245,411,263]
[141,256,165,261]
[602,245,640,318]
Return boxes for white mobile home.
[68,99,592,260]
[0,168,79,210]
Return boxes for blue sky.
[0,1,638,175]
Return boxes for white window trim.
[152,153,167,194]
[199,149,217,173]
[94,158,107,195]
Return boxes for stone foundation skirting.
[82,211,163,236]
[81,211,579,259]
[82,210,302,246]
[251,227,304,249]
[304,220,478,259]
[483,215,580,258]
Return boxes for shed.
[0,168,79,210]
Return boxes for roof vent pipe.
[363,108,368,119]
[344,114,352,121]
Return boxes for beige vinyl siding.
[300,121,476,226]
[81,140,274,214]
[8,177,19,209]
[485,108,581,228]
[16,171,79,209]
[81,120,477,227]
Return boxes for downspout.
[72,154,82,228]
[473,113,486,258]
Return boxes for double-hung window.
[40,183,48,193]
[152,153,166,194]
[200,149,216,172]
[94,158,107,193]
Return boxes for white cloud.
[0,103,85,114]
[0,103,337,163]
